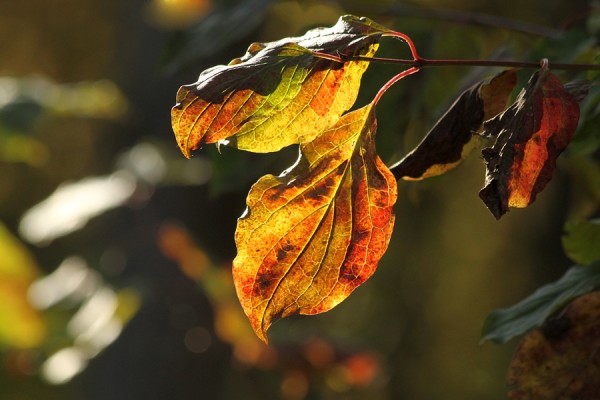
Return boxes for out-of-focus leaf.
[562,219,600,265]
[564,157,600,211]
[0,223,45,349]
[481,263,600,344]
[0,100,43,132]
[172,15,392,156]
[568,85,600,156]
[233,104,397,342]
[507,291,600,400]
[0,134,49,166]
[162,0,273,73]
[392,69,517,180]
[479,69,581,219]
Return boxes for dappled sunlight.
[145,0,213,29]
[41,347,88,385]
[0,76,128,119]
[28,257,99,309]
[27,256,140,385]
[19,172,137,246]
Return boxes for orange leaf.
[479,69,580,219]
[171,16,392,156]
[233,104,397,342]
[507,291,600,400]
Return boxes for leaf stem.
[351,55,600,71]
[382,32,421,61]
[373,67,421,105]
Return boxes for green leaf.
[171,15,392,156]
[481,262,600,344]
[562,219,600,265]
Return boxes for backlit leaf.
[392,69,517,180]
[233,104,397,342]
[481,263,600,344]
[479,69,581,219]
[172,15,392,156]
[562,219,600,265]
[507,291,600,400]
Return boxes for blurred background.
[1,0,599,399]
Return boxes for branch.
[343,2,564,38]
[349,55,600,71]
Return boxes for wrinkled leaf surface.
[507,291,600,400]
[233,104,397,342]
[172,15,391,156]
[479,69,581,219]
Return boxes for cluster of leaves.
[171,15,590,345]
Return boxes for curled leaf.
[233,104,397,342]
[507,291,600,400]
[391,69,516,180]
[479,69,581,219]
[171,15,392,156]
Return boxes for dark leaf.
[391,69,516,180]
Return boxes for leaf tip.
[171,88,193,159]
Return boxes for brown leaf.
[507,291,600,400]
[391,69,516,180]
[171,15,392,156]
[232,104,397,342]
[479,69,580,219]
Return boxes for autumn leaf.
[507,291,600,400]
[171,15,395,157]
[479,69,581,219]
[232,104,397,342]
[392,69,517,180]
[0,223,46,348]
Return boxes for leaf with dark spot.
[233,103,397,342]
[391,69,517,180]
[171,15,395,156]
[479,69,581,219]
[507,291,600,400]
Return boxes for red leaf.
[479,69,580,219]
